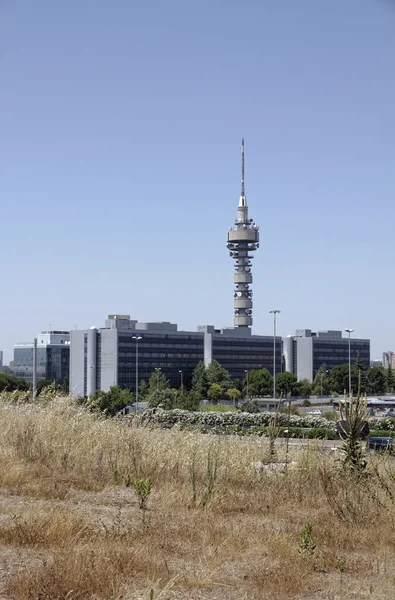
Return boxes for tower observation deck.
[227,139,259,328]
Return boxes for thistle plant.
[298,522,316,559]
[133,477,152,510]
[339,377,368,473]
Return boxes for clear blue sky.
[1,0,394,363]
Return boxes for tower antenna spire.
[241,138,245,197]
[227,139,259,329]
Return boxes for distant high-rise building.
[382,351,395,369]
[13,331,70,386]
[283,329,370,382]
[0,350,3,372]
[227,139,259,328]
[370,359,383,368]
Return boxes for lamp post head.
[344,328,354,334]
[132,336,142,341]
[269,309,281,315]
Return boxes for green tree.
[175,390,201,411]
[139,379,149,400]
[147,369,170,395]
[386,365,394,392]
[292,379,312,398]
[276,372,297,398]
[0,373,28,392]
[312,364,332,396]
[365,366,386,395]
[147,388,178,410]
[87,386,134,416]
[231,378,242,391]
[191,361,208,397]
[207,383,222,404]
[226,388,241,406]
[355,352,366,372]
[244,369,273,398]
[330,364,362,395]
[206,360,232,388]
[354,353,367,392]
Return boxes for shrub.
[369,417,395,431]
[369,430,394,438]
[305,428,337,440]
[237,399,260,413]
[322,410,338,421]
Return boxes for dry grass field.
[0,396,395,599]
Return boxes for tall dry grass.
[0,395,395,599]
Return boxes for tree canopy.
[243,369,272,398]
[206,361,232,388]
[191,360,232,398]
[87,386,134,416]
[0,373,28,392]
[191,361,207,397]
[207,383,222,404]
[275,372,297,398]
[365,366,386,395]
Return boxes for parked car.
[368,437,394,453]
[308,410,322,415]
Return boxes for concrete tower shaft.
[226,139,259,327]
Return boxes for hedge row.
[369,430,395,438]
[369,418,395,431]
[139,408,337,431]
[150,422,337,439]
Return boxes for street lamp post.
[179,370,183,395]
[245,369,249,400]
[132,336,142,413]
[345,328,354,397]
[269,310,281,399]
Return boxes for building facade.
[0,350,3,372]
[70,315,282,397]
[283,329,370,382]
[13,331,70,386]
[382,352,395,369]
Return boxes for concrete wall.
[69,330,86,397]
[296,337,313,382]
[100,328,118,391]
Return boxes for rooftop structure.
[227,139,259,328]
